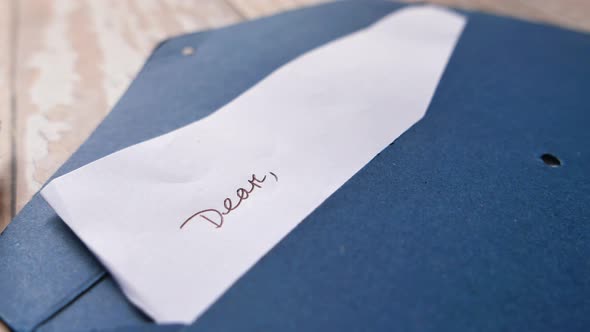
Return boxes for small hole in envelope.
[182,46,195,56]
[540,153,561,167]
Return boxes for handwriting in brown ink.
[180,171,278,229]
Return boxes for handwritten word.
[180,172,278,229]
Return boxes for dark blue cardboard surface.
[1,1,589,331]
[35,277,147,332]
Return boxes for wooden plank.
[227,0,328,19]
[0,0,14,233]
[13,0,242,215]
[0,0,10,323]
[0,1,10,319]
[406,0,590,33]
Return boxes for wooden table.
[1,0,589,331]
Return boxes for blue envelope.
[1,1,589,331]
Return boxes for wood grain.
[1,1,590,331]
[0,0,14,232]
[12,0,242,216]
[227,0,328,19]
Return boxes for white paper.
[42,6,465,323]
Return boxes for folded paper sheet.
[41,6,465,323]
